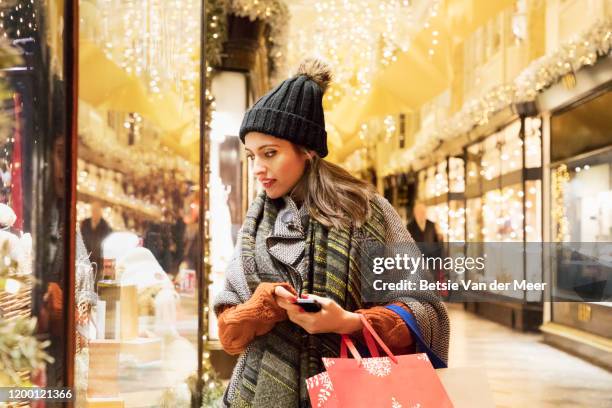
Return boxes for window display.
[551,151,612,300]
[548,87,612,350]
[448,157,465,243]
[75,0,204,406]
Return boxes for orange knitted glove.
[218,282,297,355]
[355,302,415,355]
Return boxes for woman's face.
[244,132,309,199]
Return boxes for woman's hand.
[274,286,363,334]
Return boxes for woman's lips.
[261,179,276,189]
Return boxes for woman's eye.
[246,154,254,161]
[264,150,276,158]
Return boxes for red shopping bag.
[307,315,453,408]
[305,370,340,408]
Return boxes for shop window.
[75,1,203,405]
[525,180,542,242]
[448,157,465,243]
[436,160,449,196]
[417,169,427,201]
[500,121,523,175]
[552,151,612,243]
[423,165,435,199]
[524,117,542,169]
[466,142,483,195]
[448,200,465,243]
[449,157,465,193]
[482,133,501,181]
[427,203,449,240]
[466,198,483,242]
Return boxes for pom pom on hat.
[295,58,333,94]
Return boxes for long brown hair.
[290,151,376,230]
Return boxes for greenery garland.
[228,0,290,81]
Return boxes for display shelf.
[77,189,162,221]
[79,141,136,177]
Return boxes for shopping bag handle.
[340,334,362,363]
[385,304,447,369]
[339,315,399,364]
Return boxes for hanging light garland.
[96,0,200,99]
[552,164,570,243]
[287,0,440,106]
[385,18,612,175]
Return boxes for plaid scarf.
[229,193,387,408]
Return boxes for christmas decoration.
[286,0,440,105]
[0,315,53,386]
[385,18,612,175]
[229,0,288,82]
[0,239,52,386]
[552,164,570,243]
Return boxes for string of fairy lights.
[0,0,37,39]
[286,0,440,108]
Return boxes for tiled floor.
[447,304,612,408]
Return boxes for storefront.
[397,106,545,330]
[0,0,291,403]
[461,111,544,330]
[0,0,76,398]
[0,1,260,406]
[538,55,612,370]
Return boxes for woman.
[214,59,449,408]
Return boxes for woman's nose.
[252,157,266,175]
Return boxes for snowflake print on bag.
[416,354,429,362]
[391,396,403,408]
[322,358,335,368]
[306,372,334,408]
[362,356,392,377]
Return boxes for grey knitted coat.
[213,194,450,407]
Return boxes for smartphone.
[295,297,322,312]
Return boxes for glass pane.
[425,165,436,198]
[551,151,612,308]
[525,180,542,242]
[75,1,202,406]
[552,152,612,243]
[482,134,501,181]
[482,189,503,241]
[417,169,427,200]
[435,160,448,196]
[449,157,465,193]
[524,117,542,168]
[0,0,71,394]
[500,121,522,175]
[466,197,483,242]
[427,203,449,241]
[448,200,465,242]
[500,184,524,242]
[466,142,482,193]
